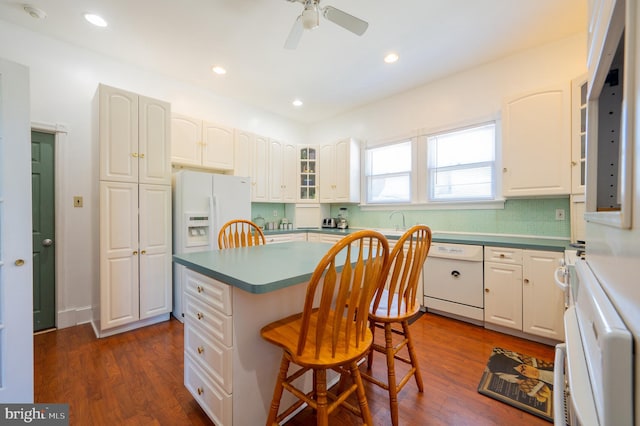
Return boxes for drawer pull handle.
[197,346,204,354]
[197,387,204,395]
[197,286,203,293]
[451,270,460,278]
[499,254,505,258]
[197,312,203,320]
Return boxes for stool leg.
[266,354,290,426]
[350,361,374,426]
[315,369,329,426]
[384,323,400,426]
[403,320,424,392]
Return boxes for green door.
[32,130,55,331]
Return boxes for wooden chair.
[361,225,432,426]
[260,230,390,426]
[217,219,266,249]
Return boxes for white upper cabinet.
[99,85,171,185]
[502,85,571,197]
[319,138,360,203]
[171,113,234,171]
[268,139,297,202]
[252,134,270,202]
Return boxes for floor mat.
[477,347,554,422]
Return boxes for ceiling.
[0,0,587,124]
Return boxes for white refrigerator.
[172,170,251,322]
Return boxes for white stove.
[553,259,633,425]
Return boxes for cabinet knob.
[571,161,577,166]
[197,387,204,395]
[197,346,204,354]
[524,278,530,284]
[197,312,204,320]
[140,250,146,255]
[14,259,25,266]
[485,288,490,293]
[133,251,138,255]
[197,285,203,293]
[499,254,505,258]
[139,153,145,159]
[503,167,507,173]
[132,152,138,158]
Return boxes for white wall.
[308,33,587,145]
[0,19,306,328]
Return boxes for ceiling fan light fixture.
[23,5,46,20]
[301,7,319,30]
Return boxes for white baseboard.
[56,305,93,329]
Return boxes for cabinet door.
[100,181,139,329]
[139,184,172,319]
[139,96,171,185]
[318,143,334,202]
[333,139,352,202]
[99,85,139,183]
[522,250,565,340]
[282,142,298,202]
[171,114,202,167]
[502,86,571,196]
[484,262,522,330]
[233,129,252,177]
[251,135,269,202]
[202,122,234,171]
[269,139,284,201]
[571,75,588,194]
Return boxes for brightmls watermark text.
[0,404,68,425]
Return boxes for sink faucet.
[389,210,406,231]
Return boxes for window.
[427,123,496,201]
[365,141,411,203]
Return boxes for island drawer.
[185,320,233,393]
[185,351,232,426]
[185,269,232,315]
[184,293,232,347]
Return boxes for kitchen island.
[173,241,341,426]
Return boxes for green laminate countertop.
[264,228,570,252]
[173,241,338,294]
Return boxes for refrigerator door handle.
[209,195,216,251]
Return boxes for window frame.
[361,119,503,210]
[364,139,414,204]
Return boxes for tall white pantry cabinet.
[96,84,172,337]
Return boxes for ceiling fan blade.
[284,15,304,49]
[322,6,368,36]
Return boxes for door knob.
[42,239,53,247]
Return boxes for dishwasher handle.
[451,270,461,278]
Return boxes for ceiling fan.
[284,0,369,49]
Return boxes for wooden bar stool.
[217,219,266,249]
[361,225,432,426]
[260,230,390,426]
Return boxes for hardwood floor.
[34,313,555,425]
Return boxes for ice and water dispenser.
[184,213,210,248]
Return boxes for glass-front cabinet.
[298,146,318,202]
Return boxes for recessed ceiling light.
[212,66,227,75]
[292,99,303,107]
[384,53,399,64]
[84,13,108,27]
[24,5,46,20]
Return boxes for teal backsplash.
[253,198,571,238]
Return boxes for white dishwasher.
[423,242,484,324]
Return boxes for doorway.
[32,130,55,332]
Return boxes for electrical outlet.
[555,209,565,220]
[73,196,83,208]
[273,210,278,217]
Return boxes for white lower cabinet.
[99,181,172,333]
[183,269,233,425]
[306,232,346,244]
[484,246,565,341]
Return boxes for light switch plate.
[73,196,83,208]
[555,209,565,220]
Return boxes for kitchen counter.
[173,241,336,294]
[264,228,570,252]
